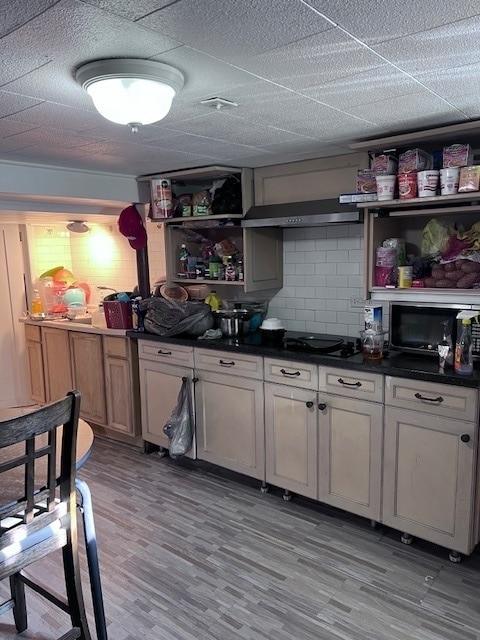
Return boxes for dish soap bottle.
[455,318,473,375]
[205,290,221,311]
[31,289,43,315]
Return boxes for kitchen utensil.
[359,330,388,360]
[214,309,253,336]
[284,335,344,353]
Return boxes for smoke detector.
[200,97,238,111]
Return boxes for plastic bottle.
[132,296,145,332]
[179,243,189,276]
[205,290,221,312]
[455,319,473,375]
[31,289,43,315]
[91,302,107,328]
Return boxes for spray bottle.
[454,311,479,375]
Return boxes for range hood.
[241,198,362,228]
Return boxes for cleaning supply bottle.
[455,318,473,375]
[31,289,42,315]
[205,290,221,311]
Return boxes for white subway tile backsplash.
[337,262,360,275]
[268,223,365,338]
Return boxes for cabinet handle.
[192,377,199,384]
[157,349,172,355]
[219,359,235,367]
[337,378,361,387]
[280,368,301,377]
[318,403,327,411]
[306,401,314,408]
[414,392,444,403]
[461,434,471,443]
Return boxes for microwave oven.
[389,302,480,358]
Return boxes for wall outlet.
[350,296,366,308]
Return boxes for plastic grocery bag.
[163,377,193,459]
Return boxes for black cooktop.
[284,332,360,358]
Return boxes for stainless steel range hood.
[242,198,362,228]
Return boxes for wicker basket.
[103,300,133,329]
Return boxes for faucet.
[97,286,118,293]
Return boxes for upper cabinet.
[253,153,369,205]
[361,193,480,304]
[351,123,480,304]
[140,165,282,292]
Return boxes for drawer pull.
[192,377,199,384]
[318,403,327,411]
[414,392,444,403]
[461,434,471,443]
[157,349,172,355]
[280,368,301,377]
[219,359,235,367]
[338,378,361,388]
[306,401,314,408]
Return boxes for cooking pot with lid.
[214,309,254,337]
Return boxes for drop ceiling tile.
[4,127,106,150]
[231,28,385,92]
[303,65,424,110]
[0,91,43,117]
[80,0,174,21]
[137,0,331,61]
[344,92,468,132]
[307,0,480,45]
[4,101,110,133]
[152,46,262,105]
[415,63,480,100]
[0,1,58,37]
[373,16,480,76]
[161,111,308,147]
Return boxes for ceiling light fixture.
[67,221,90,233]
[76,58,184,132]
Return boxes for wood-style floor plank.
[1,436,480,639]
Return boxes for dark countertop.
[127,330,480,389]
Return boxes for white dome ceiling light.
[75,58,185,132]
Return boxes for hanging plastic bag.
[163,377,193,459]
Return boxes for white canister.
[417,170,439,197]
[375,174,396,201]
[440,167,460,195]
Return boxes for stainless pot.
[214,309,253,337]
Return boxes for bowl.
[260,317,284,330]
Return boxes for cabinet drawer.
[319,367,384,403]
[195,348,262,379]
[138,339,194,367]
[264,358,318,390]
[103,335,128,359]
[385,376,478,422]
[25,323,41,342]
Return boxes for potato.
[445,270,464,281]
[423,277,437,288]
[456,273,479,288]
[435,279,452,288]
[444,262,457,272]
[460,261,480,273]
[431,267,446,279]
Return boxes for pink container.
[375,247,396,286]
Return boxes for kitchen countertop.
[127,330,480,389]
[22,317,129,336]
